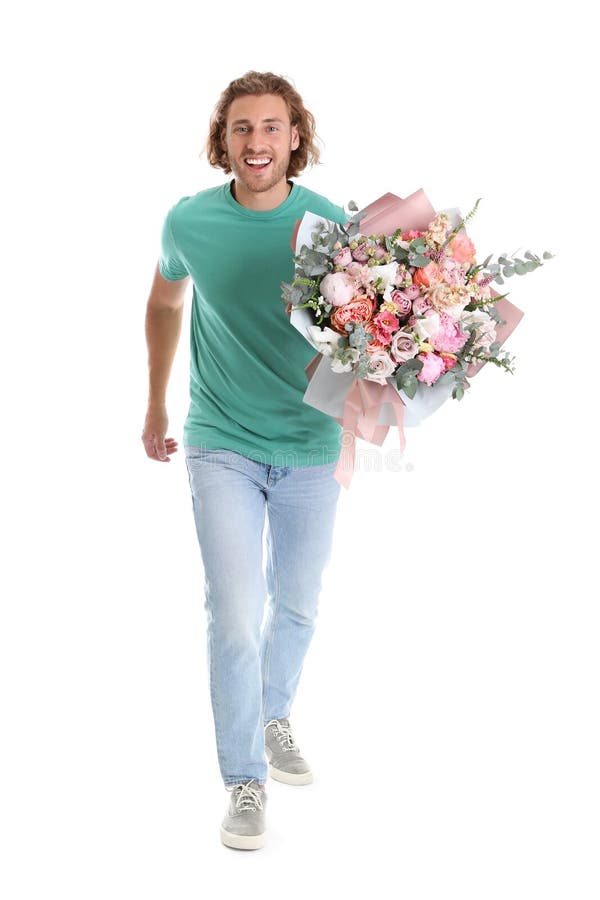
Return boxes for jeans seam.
[261,516,280,718]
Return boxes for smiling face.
[221,93,300,199]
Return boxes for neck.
[231,178,292,211]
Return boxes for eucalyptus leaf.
[399,375,418,399]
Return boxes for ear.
[291,123,300,152]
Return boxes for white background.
[2,1,598,897]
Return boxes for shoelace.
[228,779,264,811]
[266,719,298,752]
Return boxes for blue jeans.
[183,446,342,787]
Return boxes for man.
[141,71,347,851]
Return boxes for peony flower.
[364,350,397,384]
[448,232,476,265]
[319,272,356,307]
[416,351,446,385]
[430,311,469,354]
[329,298,374,335]
[390,330,419,364]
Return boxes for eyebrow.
[230,117,287,126]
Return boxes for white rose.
[364,351,397,384]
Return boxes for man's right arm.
[141,263,190,461]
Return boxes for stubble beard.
[229,150,291,195]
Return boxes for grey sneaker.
[220,779,267,850]
[264,717,313,785]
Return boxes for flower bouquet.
[281,188,554,488]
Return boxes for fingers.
[142,436,179,461]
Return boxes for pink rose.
[430,311,469,353]
[351,242,370,263]
[416,351,446,386]
[390,290,412,319]
[320,272,355,307]
[393,265,413,287]
[390,330,419,364]
[333,246,353,267]
[373,245,387,260]
[412,295,433,316]
[402,283,421,301]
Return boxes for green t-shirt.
[158,178,347,466]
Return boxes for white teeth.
[246,157,271,165]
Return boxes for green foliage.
[395,358,424,398]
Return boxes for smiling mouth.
[244,157,272,171]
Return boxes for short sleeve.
[158,205,189,281]
[329,201,349,228]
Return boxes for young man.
[142,71,347,851]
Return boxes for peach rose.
[329,298,374,335]
[449,233,476,265]
[413,261,442,289]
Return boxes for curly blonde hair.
[204,71,322,178]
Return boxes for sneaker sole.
[220,826,266,850]
[268,763,313,785]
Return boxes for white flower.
[364,351,397,384]
[460,308,497,353]
[307,325,343,357]
[412,311,441,343]
[368,262,399,302]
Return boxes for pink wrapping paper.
[291,189,525,488]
